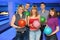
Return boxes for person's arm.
[27,16,30,26]
[10,15,20,28]
[24,17,28,26]
[27,16,33,27]
[38,15,40,22]
[45,18,49,27]
[49,26,59,36]
[48,18,59,36]
[25,16,28,25]
[38,15,41,28]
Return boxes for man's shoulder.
[45,10,49,14]
[38,10,42,14]
[45,10,49,12]
[38,10,41,12]
[39,10,49,12]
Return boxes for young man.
[39,2,49,40]
[24,3,30,40]
[25,3,30,11]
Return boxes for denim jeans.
[45,34,58,40]
[13,32,25,40]
[29,29,41,40]
[40,25,46,40]
[13,27,29,40]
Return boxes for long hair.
[48,8,57,18]
[30,6,38,17]
[16,5,24,14]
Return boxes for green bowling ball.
[40,16,46,23]
[24,11,30,16]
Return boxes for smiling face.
[25,4,30,10]
[50,10,55,16]
[32,8,37,15]
[40,4,45,10]
[18,6,24,14]
[48,8,57,18]
[30,8,38,17]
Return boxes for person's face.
[32,9,36,15]
[18,7,24,13]
[25,4,30,9]
[40,4,45,10]
[50,10,55,16]
[57,12,60,16]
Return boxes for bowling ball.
[32,20,40,29]
[40,16,46,23]
[18,19,26,28]
[44,26,52,35]
[24,11,30,16]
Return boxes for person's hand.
[17,26,21,28]
[46,24,48,27]
[47,34,51,36]
[47,33,53,36]
[47,34,52,36]
[19,26,25,28]
[29,24,33,27]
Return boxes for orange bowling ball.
[18,19,26,28]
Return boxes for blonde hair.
[16,5,24,14]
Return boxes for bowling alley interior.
[0,0,60,40]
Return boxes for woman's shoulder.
[12,14,18,18]
[54,17,58,19]
[12,15,15,18]
[14,14,20,17]
[54,17,58,20]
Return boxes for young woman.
[28,6,41,40]
[46,8,59,40]
[10,5,27,40]
[32,5,37,9]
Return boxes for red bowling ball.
[18,19,26,28]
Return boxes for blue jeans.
[13,28,29,40]
[29,29,41,40]
[13,32,24,40]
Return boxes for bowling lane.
[0,22,11,34]
[0,19,9,25]
[0,27,16,40]
[0,14,9,21]
[0,16,9,21]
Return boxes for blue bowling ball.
[44,26,52,35]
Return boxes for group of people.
[10,2,59,40]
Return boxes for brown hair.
[26,3,30,5]
[48,8,57,18]
[40,2,46,5]
[30,6,38,17]
[32,5,37,9]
